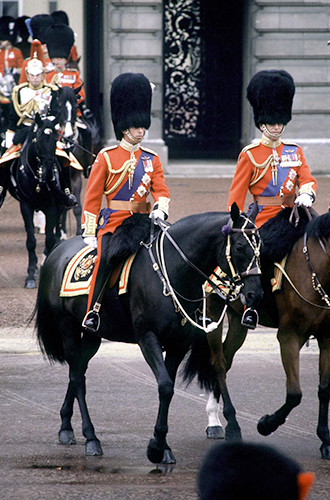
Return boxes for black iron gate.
[163,0,245,159]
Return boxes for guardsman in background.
[50,10,80,70]
[14,15,31,59]
[0,55,77,209]
[19,14,54,84]
[44,23,85,109]
[0,16,23,82]
[81,73,170,333]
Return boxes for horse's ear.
[230,202,240,223]
[249,201,259,223]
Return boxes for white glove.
[83,236,97,248]
[295,193,313,208]
[150,209,165,224]
[5,130,14,148]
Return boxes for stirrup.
[82,310,100,333]
[241,307,259,330]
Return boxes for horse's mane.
[306,210,330,239]
[259,207,312,263]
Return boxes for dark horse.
[204,206,330,458]
[57,85,100,237]
[7,114,67,288]
[35,203,263,464]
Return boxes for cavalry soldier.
[81,72,171,333]
[0,54,77,209]
[227,69,317,328]
[19,14,54,84]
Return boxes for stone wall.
[244,0,330,173]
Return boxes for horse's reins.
[142,215,261,333]
[59,134,96,158]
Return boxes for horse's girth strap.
[107,200,151,213]
[253,194,295,206]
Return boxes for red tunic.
[227,134,317,227]
[0,46,23,75]
[45,68,85,104]
[82,139,170,237]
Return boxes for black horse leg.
[258,329,302,436]
[19,200,38,288]
[139,331,179,464]
[316,338,330,458]
[59,323,102,455]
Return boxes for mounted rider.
[227,69,317,328]
[0,50,77,209]
[81,72,171,333]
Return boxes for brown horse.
[193,206,330,459]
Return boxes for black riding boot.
[50,164,77,208]
[82,233,114,333]
[0,164,9,208]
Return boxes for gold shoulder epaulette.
[45,83,59,92]
[140,145,159,156]
[282,140,300,147]
[65,67,78,72]
[13,82,28,92]
[99,145,117,155]
[241,141,260,154]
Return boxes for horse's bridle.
[141,214,262,333]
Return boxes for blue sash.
[98,152,154,229]
[259,145,297,198]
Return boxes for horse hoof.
[147,438,176,464]
[225,426,242,442]
[206,425,225,439]
[320,444,330,459]
[59,429,76,445]
[25,279,36,289]
[257,415,274,436]
[85,439,103,456]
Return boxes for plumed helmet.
[247,70,295,127]
[45,24,74,60]
[0,16,17,43]
[26,58,44,76]
[110,73,152,140]
[29,39,45,67]
[15,15,30,41]
[30,14,54,44]
[51,10,69,26]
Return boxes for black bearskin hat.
[247,70,295,128]
[30,14,54,44]
[45,24,74,60]
[0,16,17,43]
[15,15,30,41]
[111,73,152,140]
[51,10,69,26]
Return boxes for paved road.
[1,174,330,499]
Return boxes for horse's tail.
[181,329,217,392]
[35,266,66,364]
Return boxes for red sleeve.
[150,154,170,202]
[81,152,107,225]
[297,146,317,196]
[227,151,254,212]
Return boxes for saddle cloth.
[60,245,136,297]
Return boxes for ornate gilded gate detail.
[164,0,201,138]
